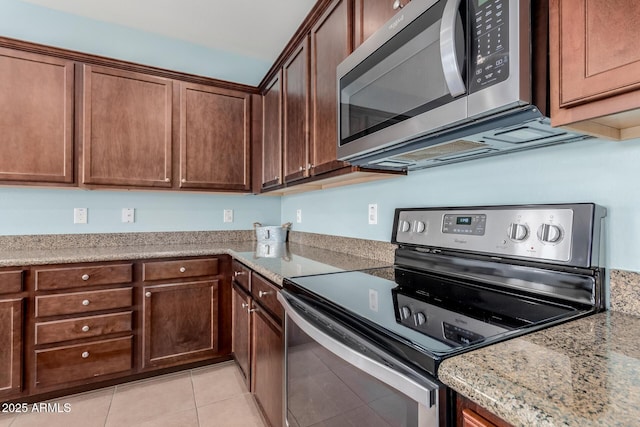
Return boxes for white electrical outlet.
[223,209,233,223]
[122,208,135,223]
[296,209,302,223]
[73,208,88,224]
[368,204,378,225]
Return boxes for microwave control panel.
[469,0,510,94]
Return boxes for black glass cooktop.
[283,266,592,375]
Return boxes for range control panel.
[393,204,603,267]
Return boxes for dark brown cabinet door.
[283,38,310,183]
[179,83,251,191]
[81,65,173,188]
[310,0,352,175]
[0,298,22,398]
[550,0,640,133]
[262,73,283,189]
[0,48,73,184]
[354,0,406,47]
[232,284,251,387]
[252,308,283,427]
[143,280,219,369]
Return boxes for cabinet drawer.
[251,273,283,321]
[35,336,133,388]
[35,264,132,291]
[0,270,23,294]
[35,288,132,318]
[143,258,219,281]
[232,260,250,292]
[35,312,133,345]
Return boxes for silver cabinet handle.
[145,292,152,298]
[249,308,259,313]
[81,274,90,281]
[81,351,89,359]
[179,267,186,273]
[82,299,90,306]
[392,0,403,10]
[308,163,314,170]
[440,0,465,97]
[241,302,249,309]
[165,177,170,182]
[81,325,90,332]
[234,271,247,277]
[299,166,304,171]
[258,290,272,298]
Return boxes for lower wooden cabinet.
[252,305,283,427]
[457,393,512,427]
[142,280,219,369]
[231,261,284,427]
[0,298,22,398]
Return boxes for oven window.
[339,0,465,146]
[286,320,425,427]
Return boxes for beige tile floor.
[0,361,266,427]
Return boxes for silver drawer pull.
[81,351,89,359]
[82,299,90,306]
[249,308,259,313]
[81,325,90,332]
[179,267,186,273]
[165,177,170,182]
[81,274,90,281]
[145,292,152,298]
[241,303,249,309]
[234,271,247,277]
[258,290,272,298]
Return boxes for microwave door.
[337,0,468,160]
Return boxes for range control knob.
[507,223,529,241]
[414,312,427,326]
[537,223,563,243]
[399,220,411,233]
[400,306,412,320]
[414,221,426,233]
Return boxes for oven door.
[337,0,467,161]
[278,290,441,427]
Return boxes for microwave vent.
[389,140,488,162]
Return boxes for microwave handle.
[440,0,465,97]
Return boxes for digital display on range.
[456,216,473,225]
[478,0,489,5]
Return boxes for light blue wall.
[0,0,268,85]
[281,137,640,272]
[0,188,280,235]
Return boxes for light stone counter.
[439,310,640,426]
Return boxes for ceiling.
[21,0,317,63]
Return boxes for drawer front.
[35,312,133,345]
[143,258,219,281]
[232,260,250,292]
[251,273,282,321]
[35,288,132,318]
[35,336,133,388]
[0,270,23,294]
[35,264,132,291]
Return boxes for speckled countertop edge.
[439,310,640,427]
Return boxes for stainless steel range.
[278,203,606,426]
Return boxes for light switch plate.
[296,209,302,223]
[73,208,88,224]
[122,208,135,223]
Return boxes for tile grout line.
[103,386,117,427]
[190,369,202,427]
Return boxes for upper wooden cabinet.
[550,0,640,139]
[179,83,251,191]
[0,48,74,185]
[80,65,173,188]
[262,72,283,189]
[310,0,352,175]
[283,38,311,183]
[354,0,407,47]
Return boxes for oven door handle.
[440,0,465,97]
[278,291,438,408]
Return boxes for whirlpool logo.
[388,14,404,30]
[454,238,468,244]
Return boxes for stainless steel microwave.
[337,0,590,170]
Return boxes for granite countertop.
[0,240,391,285]
[439,311,640,426]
